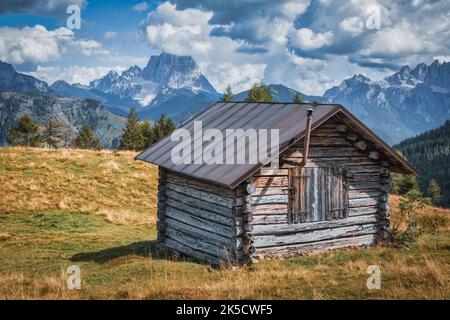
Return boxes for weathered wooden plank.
[252,214,379,236]
[253,187,289,196]
[349,197,379,208]
[165,171,235,197]
[285,147,365,158]
[252,214,288,225]
[256,168,289,176]
[165,227,235,260]
[253,203,288,214]
[348,189,381,199]
[165,217,233,248]
[166,182,237,208]
[254,234,377,256]
[282,157,379,168]
[165,198,234,226]
[165,189,232,216]
[164,237,221,265]
[165,205,235,238]
[252,194,289,204]
[253,223,378,248]
[348,206,378,216]
[253,176,288,187]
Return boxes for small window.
[288,166,348,223]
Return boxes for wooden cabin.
[136,102,418,265]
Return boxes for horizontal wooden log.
[336,124,347,132]
[253,176,288,187]
[165,189,232,216]
[252,194,289,204]
[165,198,234,226]
[285,147,365,158]
[252,214,379,236]
[165,227,235,261]
[256,168,289,176]
[164,237,221,265]
[282,157,379,167]
[165,217,233,248]
[253,187,289,196]
[166,182,237,208]
[348,206,378,217]
[349,197,379,208]
[346,133,358,142]
[368,151,380,160]
[252,214,288,225]
[166,171,235,197]
[348,189,381,199]
[253,203,288,214]
[165,205,234,238]
[253,223,378,248]
[254,234,377,257]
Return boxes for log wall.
[158,170,242,265]
[248,115,390,259]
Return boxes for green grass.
[0,147,449,299]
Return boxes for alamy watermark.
[171,121,280,168]
[66,5,81,30]
[366,265,381,290]
[67,265,81,290]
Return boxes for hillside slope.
[0,148,448,299]
[395,120,450,207]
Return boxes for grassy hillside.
[394,120,450,207]
[0,147,449,299]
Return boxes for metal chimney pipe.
[301,107,314,166]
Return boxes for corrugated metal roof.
[135,102,418,188]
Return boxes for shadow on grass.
[70,240,163,264]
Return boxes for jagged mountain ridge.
[323,60,450,144]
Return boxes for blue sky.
[0,0,449,94]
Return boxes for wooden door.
[288,166,348,223]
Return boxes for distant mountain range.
[0,52,449,147]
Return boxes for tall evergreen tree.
[152,114,176,142]
[140,119,155,149]
[7,114,42,147]
[245,83,273,102]
[42,116,65,148]
[293,93,303,103]
[222,85,233,102]
[72,124,101,150]
[427,179,442,205]
[119,108,143,150]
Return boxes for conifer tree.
[119,108,143,150]
[293,93,303,103]
[222,85,233,102]
[73,124,101,150]
[7,114,42,147]
[427,179,442,205]
[42,116,65,148]
[245,83,273,102]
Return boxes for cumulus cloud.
[289,28,333,51]
[25,65,127,86]
[0,0,86,16]
[0,25,109,68]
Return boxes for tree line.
[392,121,449,207]
[221,83,304,103]
[7,108,176,151]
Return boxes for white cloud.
[132,2,149,12]
[0,25,109,66]
[289,28,333,51]
[25,65,127,85]
[339,17,364,36]
[104,31,117,39]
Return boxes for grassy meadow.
[0,147,449,299]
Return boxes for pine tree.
[222,85,233,102]
[152,114,176,142]
[42,116,65,148]
[427,179,442,205]
[7,114,42,147]
[293,93,303,103]
[72,124,101,150]
[140,119,155,149]
[245,83,273,102]
[119,108,143,150]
